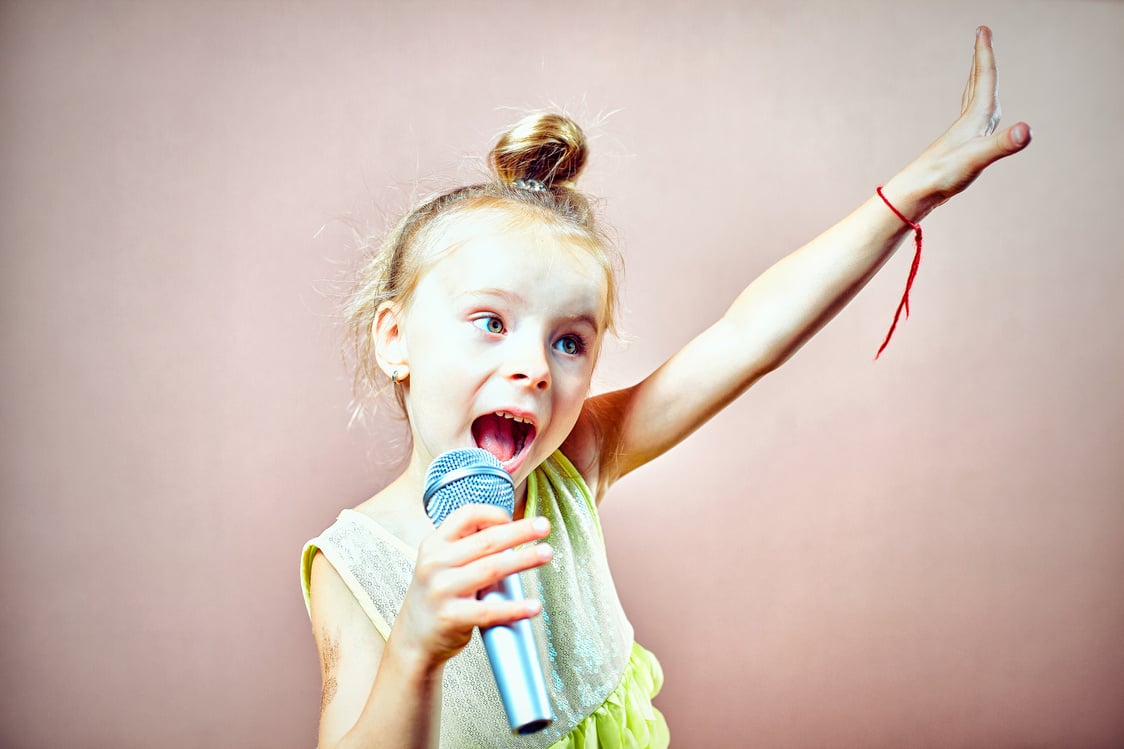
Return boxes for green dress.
[301,451,669,748]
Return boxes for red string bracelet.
[874,186,923,359]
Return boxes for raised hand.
[390,504,553,666]
[908,26,1032,214]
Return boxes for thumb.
[971,121,1033,168]
[1002,121,1033,153]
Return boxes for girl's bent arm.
[583,26,1030,490]
[310,551,443,749]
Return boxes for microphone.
[423,448,554,735]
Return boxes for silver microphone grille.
[423,448,515,526]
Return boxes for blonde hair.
[344,112,621,421]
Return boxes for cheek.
[404,320,472,374]
[553,367,594,410]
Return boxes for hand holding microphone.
[422,448,556,734]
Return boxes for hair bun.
[490,112,588,190]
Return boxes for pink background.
[2,1,1122,747]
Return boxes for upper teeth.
[497,411,530,424]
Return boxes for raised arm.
[581,26,1031,491]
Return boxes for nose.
[505,335,551,391]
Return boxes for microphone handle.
[479,555,554,734]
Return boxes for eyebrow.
[456,288,525,305]
[562,312,603,332]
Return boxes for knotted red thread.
[874,186,923,359]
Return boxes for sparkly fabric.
[548,643,668,749]
[301,451,667,748]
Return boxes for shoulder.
[562,388,637,503]
[308,550,382,644]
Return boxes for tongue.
[472,414,516,462]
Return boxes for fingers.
[434,502,515,539]
[961,33,977,114]
[436,591,544,632]
[472,595,543,629]
[416,503,553,602]
[395,506,552,664]
[402,505,552,658]
[433,540,550,623]
[433,540,553,597]
[964,26,1001,132]
[433,504,552,566]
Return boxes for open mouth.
[471,411,536,465]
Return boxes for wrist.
[384,631,447,686]
[879,162,944,224]
[872,177,928,360]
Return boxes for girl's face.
[389,211,609,493]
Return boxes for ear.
[373,302,409,380]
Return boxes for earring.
[391,369,399,384]
[391,368,408,384]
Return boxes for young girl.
[302,27,1030,749]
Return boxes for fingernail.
[976,26,983,37]
[537,543,553,561]
[532,517,550,534]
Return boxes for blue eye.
[554,335,585,356]
[473,316,505,335]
